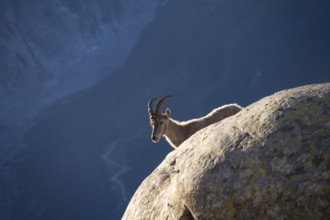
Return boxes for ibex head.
[148,95,172,143]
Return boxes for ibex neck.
[164,118,188,148]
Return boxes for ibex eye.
[159,122,164,125]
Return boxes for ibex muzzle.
[148,96,171,143]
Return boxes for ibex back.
[148,96,242,149]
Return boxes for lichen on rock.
[122,83,330,220]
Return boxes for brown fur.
[150,104,242,149]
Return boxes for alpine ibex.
[148,96,242,149]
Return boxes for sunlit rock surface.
[123,83,330,220]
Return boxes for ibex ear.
[165,108,171,118]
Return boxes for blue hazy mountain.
[1,0,330,219]
[0,0,159,149]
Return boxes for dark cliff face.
[129,0,330,100]
[123,83,330,220]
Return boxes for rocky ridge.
[123,83,330,220]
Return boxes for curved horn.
[148,97,158,116]
[156,95,172,115]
